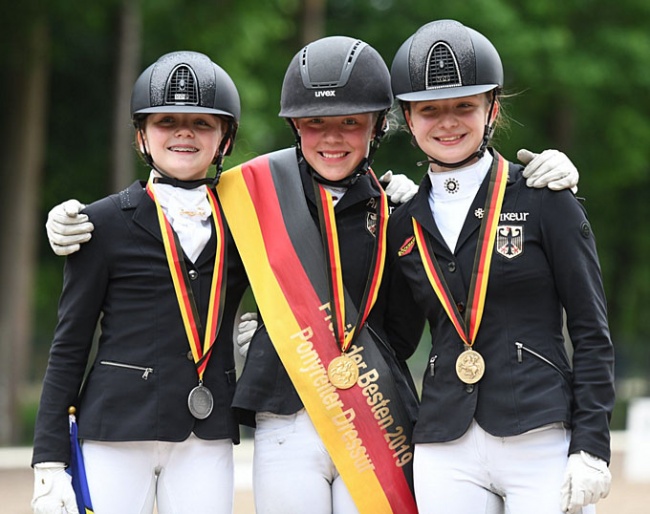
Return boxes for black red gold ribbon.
[146,178,226,381]
[413,154,508,347]
[313,177,388,354]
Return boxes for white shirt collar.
[428,154,493,202]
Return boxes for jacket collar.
[126,180,217,264]
[407,150,517,256]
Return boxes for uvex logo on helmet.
[314,90,336,98]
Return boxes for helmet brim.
[279,103,389,119]
[396,84,498,102]
[133,105,236,118]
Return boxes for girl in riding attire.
[386,19,614,514]
[31,51,248,514]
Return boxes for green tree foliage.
[4,0,648,440]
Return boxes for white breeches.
[414,420,596,514]
[82,434,234,514]
[252,409,358,514]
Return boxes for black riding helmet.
[391,20,503,168]
[131,51,241,186]
[279,36,393,185]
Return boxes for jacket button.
[187,351,194,361]
[188,270,199,280]
[456,302,465,313]
[465,384,474,393]
[447,261,456,272]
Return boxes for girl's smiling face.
[292,113,376,182]
[140,112,226,180]
[405,94,498,171]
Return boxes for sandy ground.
[1,434,648,513]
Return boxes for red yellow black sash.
[413,154,508,348]
[218,149,417,514]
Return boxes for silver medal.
[187,384,214,419]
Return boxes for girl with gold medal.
[387,20,615,514]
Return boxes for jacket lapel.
[408,176,453,258]
[129,182,164,244]
[454,173,489,252]
[128,181,218,266]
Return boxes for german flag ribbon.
[312,175,388,354]
[413,153,508,347]
[146,178,227,381]
[218,149,417,514]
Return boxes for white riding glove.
[236,312,258,358]
[560,451,611,513]
[379,171,418,204]
[31,462,80,514]
[46,199,94,256]
[518,148,579,193]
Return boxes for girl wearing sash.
[222,36,423,514]
[31,51,248,514]
[387,20,615,514]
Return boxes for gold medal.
[455,348,485,384]
[327,354,359,389]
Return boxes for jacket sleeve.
[32,201,112,466]
[540,189,615,463]
[381,210,425,363]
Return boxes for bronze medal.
[455,348,485,384]
[187,384,214,419]
[327,354,359,390]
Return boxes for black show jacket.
[232,156,423,423]
[32,181,249,466]
[386,155,615,463]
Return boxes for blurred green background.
[1,0,648,445]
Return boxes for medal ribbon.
[313,175,388,354]
[413,155,508,347]
[146,178,226,380]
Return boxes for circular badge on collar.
[444,178,460,194]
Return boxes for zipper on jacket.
[100,360,153,380]
[429,355,438,377]
[514,342,565,378]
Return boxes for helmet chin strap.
[138,128,224,190]
[152,174,213,189]
[289,111,387,188]
[416,92,497,170]
[211,123,238,187]
[309,156,369,188]
[417,126,492,169]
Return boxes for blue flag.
[67,410,94,514]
